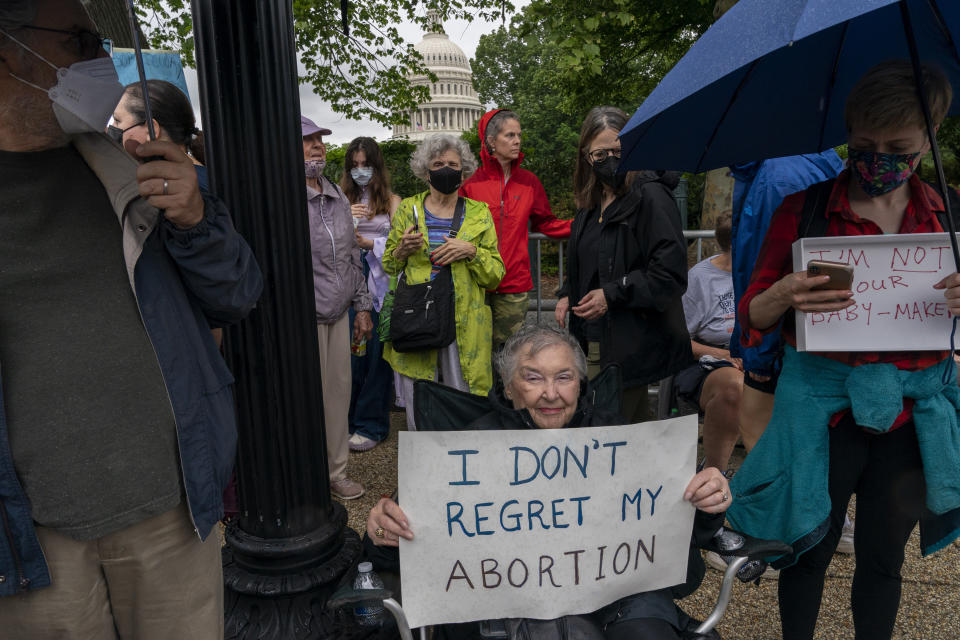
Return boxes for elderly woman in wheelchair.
[361,325,786,640]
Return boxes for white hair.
[409,133,478,181]
[496,324,588,384]
[0,1,37,32]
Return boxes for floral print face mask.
[848,148,922,197]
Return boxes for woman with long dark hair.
[340,137,402,451]
[556,106,692,422]
[110,80,209,192]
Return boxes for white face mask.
[1,28,124,135]
[350,166,374,186]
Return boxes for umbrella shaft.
[900,0,960,272]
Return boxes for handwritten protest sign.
[397,416,698,628]
[792,233,959,351]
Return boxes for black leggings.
[778,416,926,640]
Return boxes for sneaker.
[348,433,379,452]
[330,478,365,500]
[836,515,855,554]
[704,550,780,580]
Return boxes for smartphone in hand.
[807,260,854,291]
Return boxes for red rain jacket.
[460,109,572,293]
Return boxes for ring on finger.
[374,526,385,538]
[162,179,169,196]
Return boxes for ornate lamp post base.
[223,513,362,639]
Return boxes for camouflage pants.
[488,291,529,348]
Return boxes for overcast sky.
[182,7,526,145]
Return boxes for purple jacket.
[307,178,372,323]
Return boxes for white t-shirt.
[682,254,735,349]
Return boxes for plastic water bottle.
[351,334,367,357]
[353,562,385,627]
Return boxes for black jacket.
[560,172,693,387]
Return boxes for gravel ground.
[336,409,960,639]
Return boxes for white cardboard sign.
[792,233,958,351]
[397,416,698,628]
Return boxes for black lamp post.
[190,2,361,637]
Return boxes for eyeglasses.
[20,26,107,60]
[587,148,622,162]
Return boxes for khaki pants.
[586,341,650,423]
[317,313,352,483]
[0,504,223,640]
[488,291,529,348]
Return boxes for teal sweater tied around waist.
[727,346,960,568]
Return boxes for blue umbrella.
[622,0,960,561]
[620,0,960,264]
[621,0,960,172]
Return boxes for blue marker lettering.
[499,500,522,532]
[646,486,662,517]
[621,488,643,521]
[563,445,589,479]
[550,498,568,529]
[569,496,590,525]
[527,499,549,530]
[446,501,473,537]
[511,446,541,485]
[603,441,627,475]
[474,501,494,535]
[448,449,480,486]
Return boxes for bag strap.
[797,178,835,239]
[448,197,466,238]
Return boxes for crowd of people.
[2,1,960,639]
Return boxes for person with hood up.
[557,106,692,423]
[461,109,572,349]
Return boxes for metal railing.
[527,229,717,323]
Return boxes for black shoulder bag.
[390,198,465,353]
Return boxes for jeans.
[348,305,393,441]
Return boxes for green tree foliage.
[516,0,713,115]
[471,1,714,221]
[132,0,511,126]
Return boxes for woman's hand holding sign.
[368,497,414,547]
[683,467,732,514]
[933,272,960,317]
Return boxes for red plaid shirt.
[738,170,953,428]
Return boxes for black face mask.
[592,156,626,189]
[429,166,463,195]
[106,121,145,146]
[107,125,124,145]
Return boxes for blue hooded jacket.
[729,152,845,375]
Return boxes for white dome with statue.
[393,12,485,141]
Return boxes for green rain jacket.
[383,192,504,395]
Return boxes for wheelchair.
[328,369,789,640]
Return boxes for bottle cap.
[358,561,373,573]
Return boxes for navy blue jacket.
[0,134,263,595]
